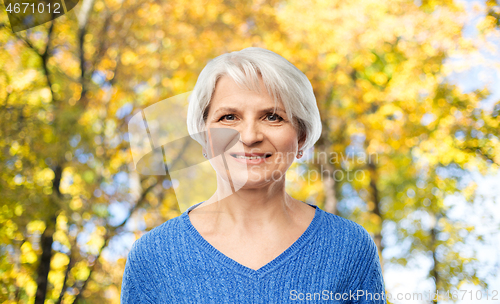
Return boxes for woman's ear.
[298,130,307,150]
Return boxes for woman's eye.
[219,114,235,121]
[218,114,282,122]
[266,114,283,122]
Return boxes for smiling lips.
[229,152,272,164]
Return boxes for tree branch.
[77,0,97,108]
[462,146,499,166]
[34,221,56,304]
[14,32,41,56]
[55,251,74,304]
[70,181,159,304]
[69,137,191,302]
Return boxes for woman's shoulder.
[317,208,378,254]
[127,215,185,260]
[122,215,189,300]
[313,208,380,282]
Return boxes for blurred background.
[1,0,500,303]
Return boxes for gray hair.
[187,47,322,151]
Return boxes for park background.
[1,0,500,303]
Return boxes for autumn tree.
[275,0,500,296]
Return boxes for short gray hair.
[187,47,322,151]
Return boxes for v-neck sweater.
[121,203,386,303]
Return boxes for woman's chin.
[233,182,269,191]
[233,174,285,190]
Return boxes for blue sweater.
[121,202,386,303]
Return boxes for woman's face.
[204,75,303,189]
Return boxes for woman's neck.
[200,178,306,232]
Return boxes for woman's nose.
[238,121,264,146]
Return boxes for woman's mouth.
[229,153,272,164]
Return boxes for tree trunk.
[430,215,440,304]
[34,227,54,304]
[322,162,338,215]
[35,164,62,303]
[368,162,384,271]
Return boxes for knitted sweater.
[121,202,386,303]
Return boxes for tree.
[275,0,500,295]
[0,0,285,302]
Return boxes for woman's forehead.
[210,76,284,110]
[213,75,265,97]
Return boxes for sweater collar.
[180,201,324,278]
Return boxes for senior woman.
[121,47,386,303]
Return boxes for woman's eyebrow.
[212,106,287,116]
